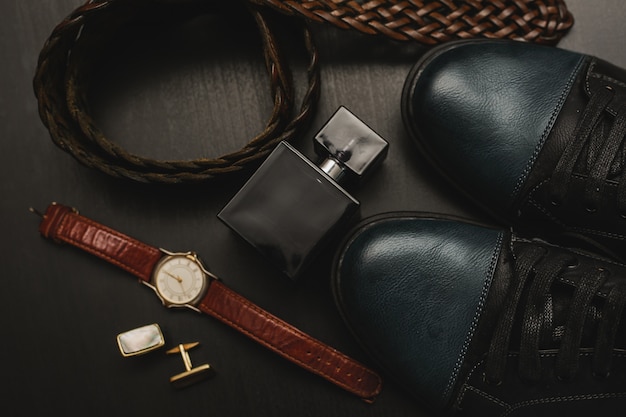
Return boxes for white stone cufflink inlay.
[116,323,165,357]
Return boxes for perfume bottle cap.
[314,106,389,183]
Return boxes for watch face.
[152,254,208,306]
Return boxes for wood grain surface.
[2,1,625,416]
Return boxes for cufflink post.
[166,342,214,388]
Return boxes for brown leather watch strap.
[35,203,382,401]
[200,279,381,401]
[37,203,162,282]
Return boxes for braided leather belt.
[251,0,574,45]
[34,0,573,185]
[34,0,320,184]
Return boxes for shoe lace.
[484,244,626,384]
[549,85,626,213]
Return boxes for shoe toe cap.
[332,214,504,410]
[402,40,585,213]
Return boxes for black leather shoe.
[332,212,626,416]
[402,39,626,261]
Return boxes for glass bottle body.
[218,141,359,280]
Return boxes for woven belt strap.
[251,0,574,45]
[33,0,320,184]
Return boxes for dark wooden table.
[2,1,625,416]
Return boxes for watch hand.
[164,270,183,283]
[164,270,187,293]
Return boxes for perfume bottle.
[218,106,389,280]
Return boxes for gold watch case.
[144,249,216,312]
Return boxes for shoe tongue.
[575,116,626,181]
[577,58,626,180]
[509,241,626,351]
[548,281,610,348]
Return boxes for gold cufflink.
[166,342,215,388]
[116,323,165,357]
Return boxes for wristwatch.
[34,202,382,401]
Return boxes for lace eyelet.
[585,205,597,214]
[565,258,579,269]
[596,267,611,278]
[556,372,578,384]
[619,211,626,220]
[550,198,562,207]
[592,371,610,379]
[482,372,502,386]
[556,373,575,382]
